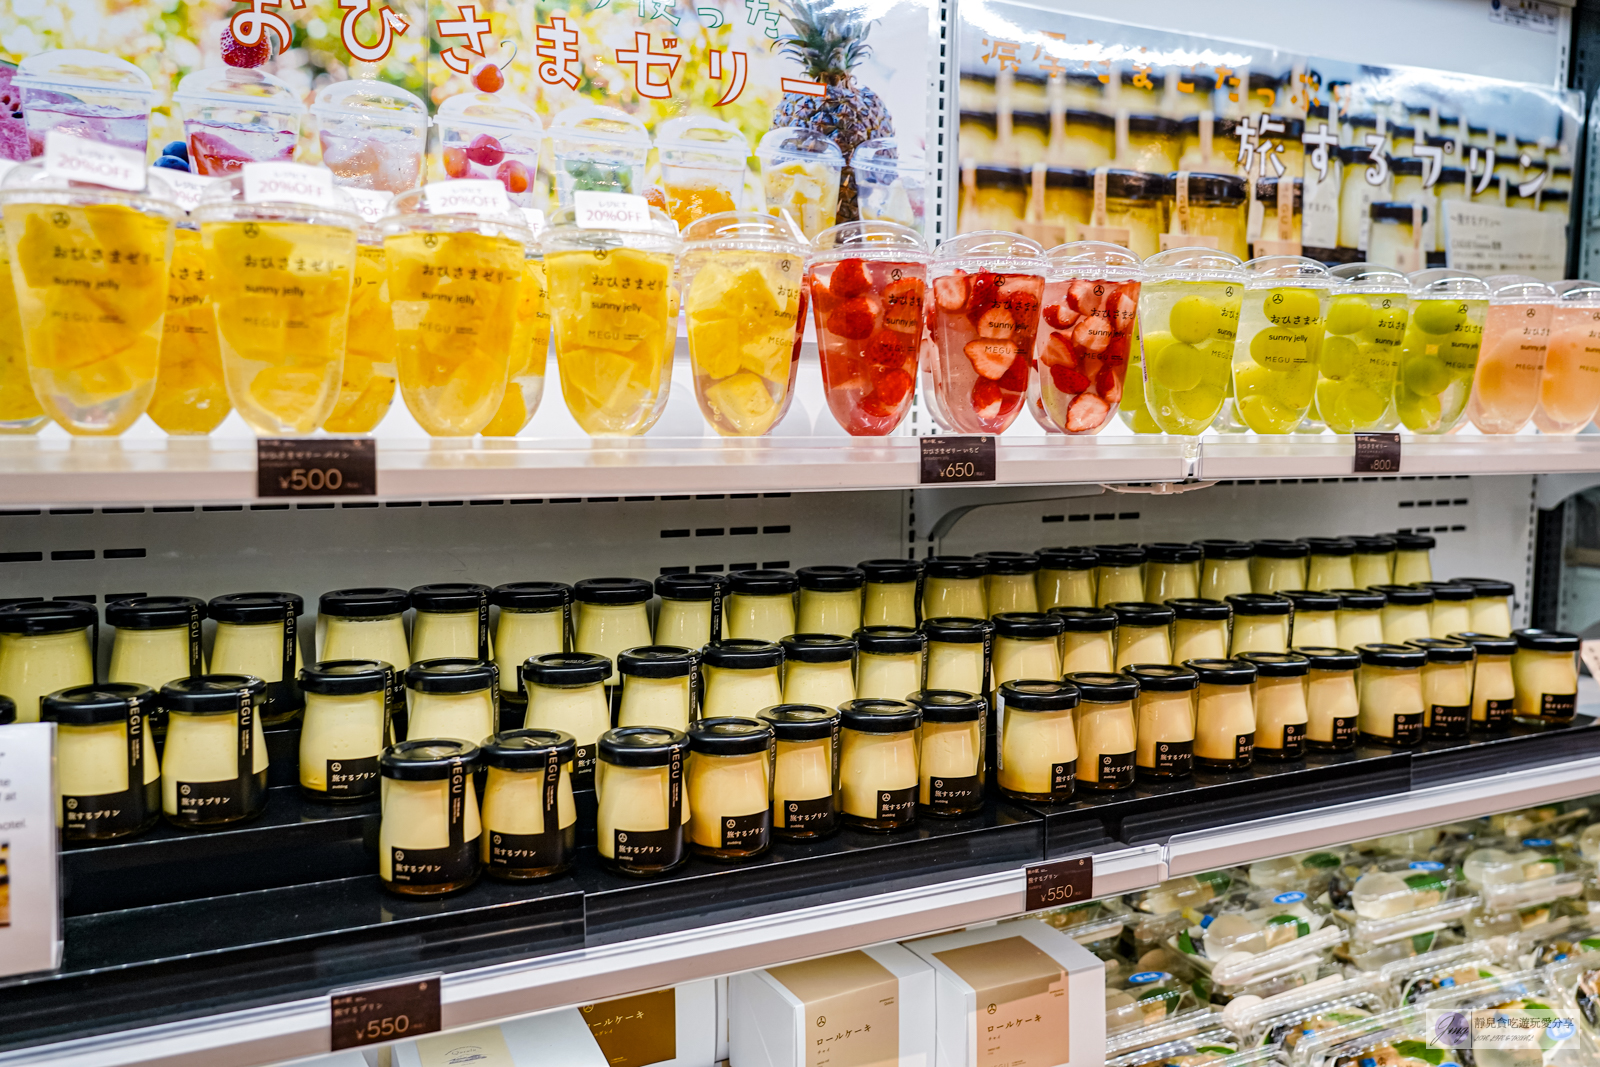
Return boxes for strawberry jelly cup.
[806,220,929,436]
[172,67,304,176]
[1031,241,1142,435]
[434,93,543,208]
[927,231,1046,434]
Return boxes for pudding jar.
[1350,536,1397,588]
[407,658,498,748]
[990,612,1064,690]
[492,582,571,706]
[1295,646,1360,751]
[1138,247,1247,434]
[480,729,577,881]
[1227,594,1292,656]
[160,675,269,828]
[1459,578,1515,637]
[207,592,304,725]
[43,683,160,841]
[909,690,986,818]
[1396,270,1490,434]
[1067,672,1137,792]
[1406,638,1474,739]
[1451,632,1517,730]
[317,588,410,677]
[596,727,691,876]
[1249,540,1309,594]
[922,618,993,695]
[726,570,799,644]
[1535,280,1600,434]
[1169,598,1231,662]
[922,556,989,620]
[1037,547,1097,610]
[1356,643,1427,747]
[1374,584,1434,645]
[654,573,725,649]
[573,578,653,682]
[0,600,97,723]
[108,596,204,698]
[1422,583,1474,638]
[1110,602,1174,670]
[1392,532,1436,584]
[759,704,841,839]
[1143,543,1201,603]
[1304,539,1357,591]
[1125,665,1196,781]
[410,584,491,664]
[977,552,1041,615]
[522,653,611,779]
[378,739,481,896]
[995,679,1079,802]
[1187,658,1257,772]
[1333,588,1387,650]
[838,698,921,831]
[298,659,389,801]
[1197,540,1255,601]
[1467,276,1556,435]
[687,717,775,859]
[859,559,921,628]
[796,566,865,636]
[701,640,785,719]
[1237,652,1310,760]
[1283,591,1339,648]
[616,646,696,733]
[1094,544,1146,608]
[854,627,927,701]
[1032,241,1143,435]
[1511,629,1580,727]
[1229,255,1333,433]
[1053,607,1117,674]
[780,634,856,710]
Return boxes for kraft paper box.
[728,942,936,1067]
[394,980,716,1067]
[902,920,1104,1067]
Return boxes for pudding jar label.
[1429,704,1469,736]
[64,787,156,836]
[1392,712,1423,743]
[1152,740,1192,774]
[488,828,562,869]
[574,744,597,779]
[614,827,683,868]
[389,842,475,887]
[927,774,981,811]
[877,786,917,821]
[721,810,771,850]
[1277,722,1306,754]
[1050,761,1076,796]
[174,777,259,820]
[783,795,836,833]
[1541,693,1578,721]
[1332,716,1358,745]
[326,756,379,797]
[1482,698,1514,727]
[1235,732,1255,763]
[1096,751,1135,788]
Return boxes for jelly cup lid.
[573,577,653,605]
[1143,245,1245,280]
[434,91,544,137]
[1407,267,1490,299]
[1242,254,1334,288]
[599,726,690,767]
[757,126,843,164]
[0,160,183,214]
[548,102,651,149]
[909,689,986,722]
[194,167,363,229]
[839,697,921,732]
[1044,240,1143,278]
[1329,263,1409,293]
[13,49,159,103]
[1554,279,1600,305]
[809,219,928,262]
[935,228,1044,265]
[850,136,925,176]
[757,703,840,739]
[384,182,533,238]
[173,66,306,116]
[703,638,784,669]
[309,79,429,130]
[1485,274,1557,304]
[992,611,1065,638]
[681,210,806,252]
[1513,627,1579,652]
[208,591,304,623]
[1124,664,1198,691]
[920,617,993,643]
[859,558,923,582]
[655,114,749,161]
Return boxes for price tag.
[257,438,376,498]
[44,130,145,191]
[920,435,996,484]
[1024,855,1093,912]
[1353,432,1401,473]
[330,975,441,1050]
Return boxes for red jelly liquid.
[808,257,926,435]
[927,269,1044,433]
[1032,277,1141,434]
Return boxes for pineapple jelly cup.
[480,252,549,436]
[0,214,47,434]
[1230,255,1334,434]
[1316,263,1409,433]
[541,205,680,436]
[1395,268,1491,434]
[382,184,534,437]
[323,234,396,433]
[172,67,304,178]
[1535,280,1600,434]
[0,162,182,435]
[548,104,651,209]
[1033,241,1142,435]
[434,93,543,208]
[758,127,843,241]
[806,219,930,436]
[196,172,362,436]
[1466,275,1556,435]
[681,212,806,436]
[149,223,229,434]
[1138,246,1246,435]
[310,80,429,195]
[657,115,749,233]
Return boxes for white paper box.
[729,942,935,1067]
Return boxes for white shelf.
[1196,435,1600,481]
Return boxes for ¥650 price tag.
[1353,433,1401,474]
[330,975,441,1050]
[920,435,996,484]
[1024,855,1093,912]
[257,439,376,498]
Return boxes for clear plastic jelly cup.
[1317,263,1409,433]
[758,127,843,241]
[13,49,159,156]
[806,220,929,435]
[480,241,549,437]
[172,67,304,177]
[434,93,543,208]
[0,162,180,435]
[541,205,680,435]
[0,160,44,434]
[1033,241,1142,435]
[1535,280,1600,434]
[149,221,230,435]
[547,103,651,209]
[1139,247,1246,434]
[656,115,749,234]
[323,229,397,434]
[927,230,1045,434]
[852,137,926,235]
[1466,274,1556,434]
[1396,268,1491,434]
[310,80,429,195]
[1231,256,1334,434]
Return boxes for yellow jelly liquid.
[4,202,171,435]
[547,246,675,435]
[481,256,549,436]
[387,230,524,436]
[324,243,397,433]
[148,227,228,434]
[1117,315,1161,434]
[0,222,46,433]
[1316,291,1406,432]
[1394,296,1489,434]
[1231,286,1329,434]
[685,251,802,436]
[666,183,738,234]
[204,220,357,435]
[1140,279,1243,434]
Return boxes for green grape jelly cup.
[1138,246,1246,435]
[1397,268,1491,434]
[1231,255,1332,434]
[1316,263,1409,433]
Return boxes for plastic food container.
[852,138,925,234]
[148,218,229,435]
[1231,255,1333,433]
[1316,263,1409,432]
[0,162,45,434]
[1535,280,1600,434]
[757,127,843,240]
[1033,241,1142,434]
[1139,247,1246,434]
[13,50,160,155]
[548,104,651,208]
[173,67,304,176]
[434,93,543,207]
[480,232,550,437]
[1170,884,1338,975]
[323,226,397,434]
[1466,275,1556,434]
[1333,857,1478,950]
[1105,969,1200,1037]
[656,115,748,232]
[310,80,429,194]
[1396,268,1491,434]
[1461,836,1586,911]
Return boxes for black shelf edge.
[1411,716,1600,787]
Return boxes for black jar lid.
[319,587,409,618]
[1252,539,1309,559]
[1448,632,1517,655]
[573,578,652,605]
[1144,542,1202,564]
[42,683,156,725]
[858,558,922,583]
[1109,602,1176,627]
[1406,638,1476,664]
[1167,598,1231,621]
[1303,538,1355,557]
[1456,577,1515,597]
[1349,535,1397,553]
[690,716,775,755]
[998,679,1080,711]
[407,658,496,693]
[729,569,799,595]
[1513,628,1579,653]
[0,599,97,634]
[924,555,988,579]
[1392,532,1437,551]
[797,565,865,591]
[161,674,267,713]
[1163,170,1245,202]
[991,612,1063,639]
[653,573,726,601]
[758,703,840,740]
[410,583,491,612]
[0,695,13,725]
[1063,672,1137,702]
[1037,546,1097,570]
[523,652,612,686]
[1357,643,1427,668]
[598,726,690,767]
[1093,543,1146,567]
[702,639,784,669]
[1282,590,1340,612]
[492,582,573,610]
[1183,658,1257,685]
[107,595,206,629]
[1123,664,1197,692]
[1330,588,1386,610]
[1237,651,1310,677]
[921,617,994,644]
[1196,539,1255,560]
[1050,606,1118,633]
[208,592,304,624]
[1227,593,1292,617]
[300,659,391,695]
[855,625,928,654]
[382,739,481,780]
[781,633,857,663]
[1292,646,1361,670]
[910,689,986,723]
[617,646,695,679]
[976,551,1040,574]
[1372,584,1433,606]
[482,728,577,769]
[840,698,921,733]
[1421,582,1474,602]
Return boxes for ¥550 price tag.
[257,439,376,498]
[920,435,996,484]
[1024,855,1093,912]
[330,975,441,1050]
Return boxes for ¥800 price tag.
[330,975,441,1050]
[1024,855,1093,912]
[1353,433,1401,474]
[257,439,376,498]
[920,435,996,484]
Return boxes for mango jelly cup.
[1230,255,1334,434]
[657,115,749,234]
[1032,240,1142,435]
[149,221,230,434]
[381,183,534,436]
[480,242,550,437]
[1316,262,1409,433]
[680,211,807,437]
[0,162,181,435]
[0,161,46,433]
[310,80,429,195]
[195,170,362,436]
[1138,246,1246,435]
[13,49,159,156]
[541,204,680,436]
[1396,268,1491,434]
[1536,280,1600,434]
[758,127,843,241]
[548,103,651,209]
[434,93,543,208]
[172,67,304,177]
[323,230,396,434]
[1466,274,1556,435]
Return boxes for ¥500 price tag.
[330,975,441,1050]
[1024,855,1093,912]
[257,439,377,498]
[920,435,996,484]
[1353,433,1401,474]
